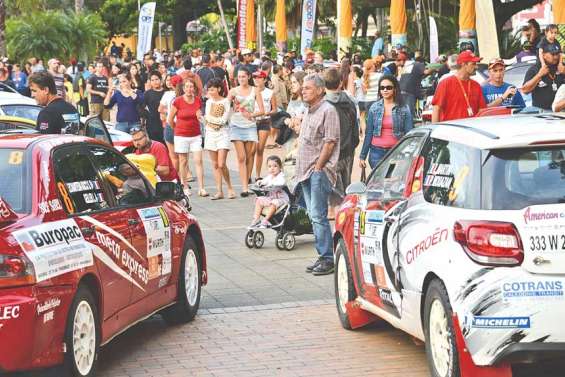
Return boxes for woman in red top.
[168,77,208,196]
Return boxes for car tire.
[424,279,460,377]
[64,286,100,377]
[162,236,202,325]
[334,238,356,330]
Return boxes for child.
[249,155,289,229]
[538,24,564,73]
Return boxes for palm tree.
[64,11,107,61]
[0,0,6,56]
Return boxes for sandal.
[186,177,196,183]
[211,193,224,200]
[265,144,276,149]
[227,190,236,199]
[240,191,249,198]
[198,189,209,197]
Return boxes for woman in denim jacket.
[359,75,413,169]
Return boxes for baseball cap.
[48,58,60,65]
[488,58,504,69]
[456,50,481,65]
[543,43,561,54]
[241,48,252,55]
[252,70,268,79]
[170,75,183,87]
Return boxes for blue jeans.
[115,121,140,134]
[300,171,334,262]
[368,146,389,169]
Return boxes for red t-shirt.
[172,96,202,137]
[135,141,178,181]
[432,75,486,122]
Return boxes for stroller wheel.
[275,233,285,250]
[283,233,296,251]
[245,230,255,248]
[253,231,265,249]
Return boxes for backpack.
[329,93,359,157]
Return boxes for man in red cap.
[432,50,486,122]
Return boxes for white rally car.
[334,113,565,377]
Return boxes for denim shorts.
[115,121,140,134]
[164,124,174,144]
[230,125,258,142]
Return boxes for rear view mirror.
[155,182,179,201]
[345,182,367,195]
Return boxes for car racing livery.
[334,114,565,377]
[0,134,207,376]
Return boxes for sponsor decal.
[43,311,54,323]
[0,197,15,219]
[523,207,565,225]
[405,228,448,264]
[471,316,530,329]
[13,219,93,282]
[66,180,100,194]
[360,236,383,265]
[38,199,62,215]
[502,280,563,300]
[95,231,149,285]
[362,262,373,284]
[378,287,395,307]
[366,210,384,223]
[424,163,453,189]
[337,212,346,226]
[37,298,61,315]
[137,206,172,276]
[0,305,20,320]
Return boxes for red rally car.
[0,134,207,376]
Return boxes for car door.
[355,135,426,318]
[52,145,132,319]
[87,145,169,305]
[67,115,113,147]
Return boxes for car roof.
[425,113,565,150]
[0,133,101,149]
[0,92,38,106]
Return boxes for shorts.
[256,119,271,132]
[174,135,203,153]
[256,196,288,209]
[164,124,174,144]
[204,127,231,151]
[230,125,258,142]
[90,102,110,121]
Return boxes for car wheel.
[334,238,356,330]
[64,286,99,377]
[283,232,296,250]
[245,230,255,248]
[275,233,285,250]
[253,231,264,249]
[163,236,202,324]
[424,280,460,377]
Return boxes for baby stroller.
[244,184,312,250]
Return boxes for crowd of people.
[1,20,563,275]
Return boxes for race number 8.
[8,151,23,165]
[57,182,75,214]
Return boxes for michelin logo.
[471,316,530,329]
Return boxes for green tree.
[65,11,107,60]
[98,0,137,42]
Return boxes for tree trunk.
[75,0,84,13]
[0,0,5,57]
[361,12,369,38]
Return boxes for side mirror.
[345,181,367,195]
[155,182,181,201]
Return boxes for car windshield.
[0,148,28,213]
[483,147,565,210]
[1,105,42,122]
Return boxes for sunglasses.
[380,85,394,91]
[129,126,144,135]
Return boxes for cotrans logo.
[502,280,564,299]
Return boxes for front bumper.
[0,285,73,372]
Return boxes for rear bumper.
[492,343,565,365]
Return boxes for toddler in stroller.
[245,155,313,250]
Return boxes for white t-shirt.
[160,90,176,122]
[552,84,565,112]
[256,88,273,120]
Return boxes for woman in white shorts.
[204,78,236,200]
[167,77,208,196]
[227,67,264,197]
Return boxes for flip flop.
[211,193,224,200]
[265,144,276,149]
[198,190,209,197]
[186,177,196,182]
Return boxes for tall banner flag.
[459,0,476,51]
[246,0,256,48]
[475,0,499,61]
[337,0,352,59]
[429,16,438,63]
[300,0,317,57]
[237,0,248,49]
[275,0,287,52]
[390,0,407,47]
[136,2,156,61]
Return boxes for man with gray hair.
[296,74,340,276]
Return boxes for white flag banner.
[137,2,156,61]
[300,0,317,57]
[429,16,439,63]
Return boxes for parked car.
[0,132,206,376]
[334,113,565,377]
